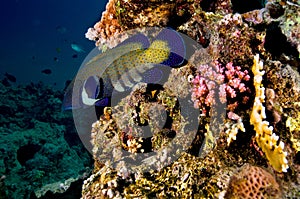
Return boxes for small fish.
[41,69,52,74]
[62,28,186,110]
[71,43,86,53]
[72,54,78,58]
[54,57,59,62]
[4,72,16,82]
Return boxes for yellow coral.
[250,54,289,173]
[286,112,300,152]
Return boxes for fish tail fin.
[155,28,186,67]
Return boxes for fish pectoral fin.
[82,86,100,106]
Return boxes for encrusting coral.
[286,112,300,152]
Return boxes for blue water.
[0,0,108,89]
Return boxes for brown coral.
[225,164,282,199]
[116,0,176,29]
[179,11,266,66]
[85,0,123,47]
[278,2,300,56]
[265,60,300,118]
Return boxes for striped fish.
[62,28,186,110]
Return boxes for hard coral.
[265,60,300,118]
[116,0,176,29]
[86,0,182,49]
[278,2,300,56]
[250,54,289,172]
[225,164,282,199]
[225,118,245,146]
[286,112,300,153]
[85,0,123,47]
[179,12,265,65]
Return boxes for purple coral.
[190,61,250,115]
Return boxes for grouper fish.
[62,28,186,110]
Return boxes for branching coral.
[250,54,289,172]
[190,60,250,116]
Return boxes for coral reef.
[0,81,92,198]
[82,0,300,198]
[115,0,176,29]
[90,83,197,173]
[179,11,265,65]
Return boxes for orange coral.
[85,0,123,47]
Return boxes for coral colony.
[79,0,300,198]
[189,60,250,116]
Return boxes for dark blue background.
[0,0,107,89]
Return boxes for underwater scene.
[1,0,300,198]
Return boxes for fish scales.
[108,40,171,91]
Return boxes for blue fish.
[71,43,86,53]
[62,28,186,110]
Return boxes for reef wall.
[0,81,93,198]
[82,0,300,198]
